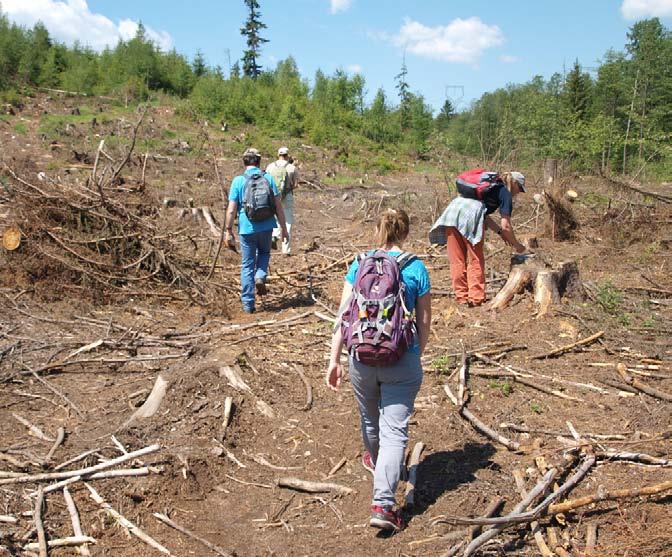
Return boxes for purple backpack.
[340,251,416,366]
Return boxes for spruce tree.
[240,0,268,79]
[395,57,411,129]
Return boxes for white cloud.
[621,0,672,19]
[330,0,353,14]
[499,54,519,63]
[390,17,504,65]
[347,64,362,73]
[2,0,173,51]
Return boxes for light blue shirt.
[228,167,279,235]
[345,251,431,354]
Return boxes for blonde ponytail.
[374,208,410,247]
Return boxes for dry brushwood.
[0,112,209,303]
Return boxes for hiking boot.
[255,278,267,295]
[361,451,375,476]
[242,305,255,314]
[370,505,404,532]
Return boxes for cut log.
[490,265,535,311]
[491,257,583,315]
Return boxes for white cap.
[511,171,526,192]
[278,146,289,156]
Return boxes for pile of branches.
[1,110,207,302]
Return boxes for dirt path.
[1,96,671,557]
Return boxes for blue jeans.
[349,351,423,508]
[239,230,273,309]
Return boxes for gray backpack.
[243,172,275,222]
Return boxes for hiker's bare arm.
[273,196,289,241]
[416,292,431,355]
[326,281,353,391]
[484,215,499,232]
[500,216,526,254]
[224,200,237,241]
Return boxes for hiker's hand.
[514,242,526,254]
[326,360,342,391]
[225,230,236,249]
[281,227,289,243]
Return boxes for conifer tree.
[395,57,411,129]
[192,50,207,77]
[240,0,268,79]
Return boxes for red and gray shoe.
[370,505,404,531]
[361,451,375,476]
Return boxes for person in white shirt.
[266,147,298,255]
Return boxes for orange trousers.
[446,227,486,305]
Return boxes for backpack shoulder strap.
[395,252,417,270]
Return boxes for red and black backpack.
[455,168,504,212]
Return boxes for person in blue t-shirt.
[326,208,431,533]
[224,148,289,313]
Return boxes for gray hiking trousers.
[349,351,423,508]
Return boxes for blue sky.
[4,0,672,111]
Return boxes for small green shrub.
[487,380,512,397]
[530,402,543,414]
[431,355,453,374]
[596,280,622,314]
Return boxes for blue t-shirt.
[345,251,431,354]
[483,185,513,217]
[228,167,280,235]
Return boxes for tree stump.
[490,256,583,316]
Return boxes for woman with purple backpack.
[326,208,431,532]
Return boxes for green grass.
[13,122,28,135]
[431,355,453,374]
[323,174,357,186]
[642,315,657,329]
[582,191,611,207]
[487,380,512,397]
[530,402,543,414]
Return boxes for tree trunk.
[491,257,582,316]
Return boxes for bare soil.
[1,94,671,557]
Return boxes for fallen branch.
[472,352,610,394]
[439,498,505,557]
[585,523,598,556]
[86,483,172,555]
[327,457,347,477]
[463,468,558,556]
[251,454,301,472]
[154,513,232,557]
[63,486,91,557]
[616,363,672,402]
[12,414,54,442]
[120,373,169,429]
[25,536,96,551]
[597,450,669,467]
[0,515,18,524]
[44,427,65,463]
[219,365,252,393]
[34,487,47,557]
[444,385,520,451]
[513,469,553,557]
[43,467,150,494]
[548,480,672,514]
[533,331,604,359]
[0,444,159,486]
[294,364,313,411]
[276,477,355,495]
[404,442,424,507]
